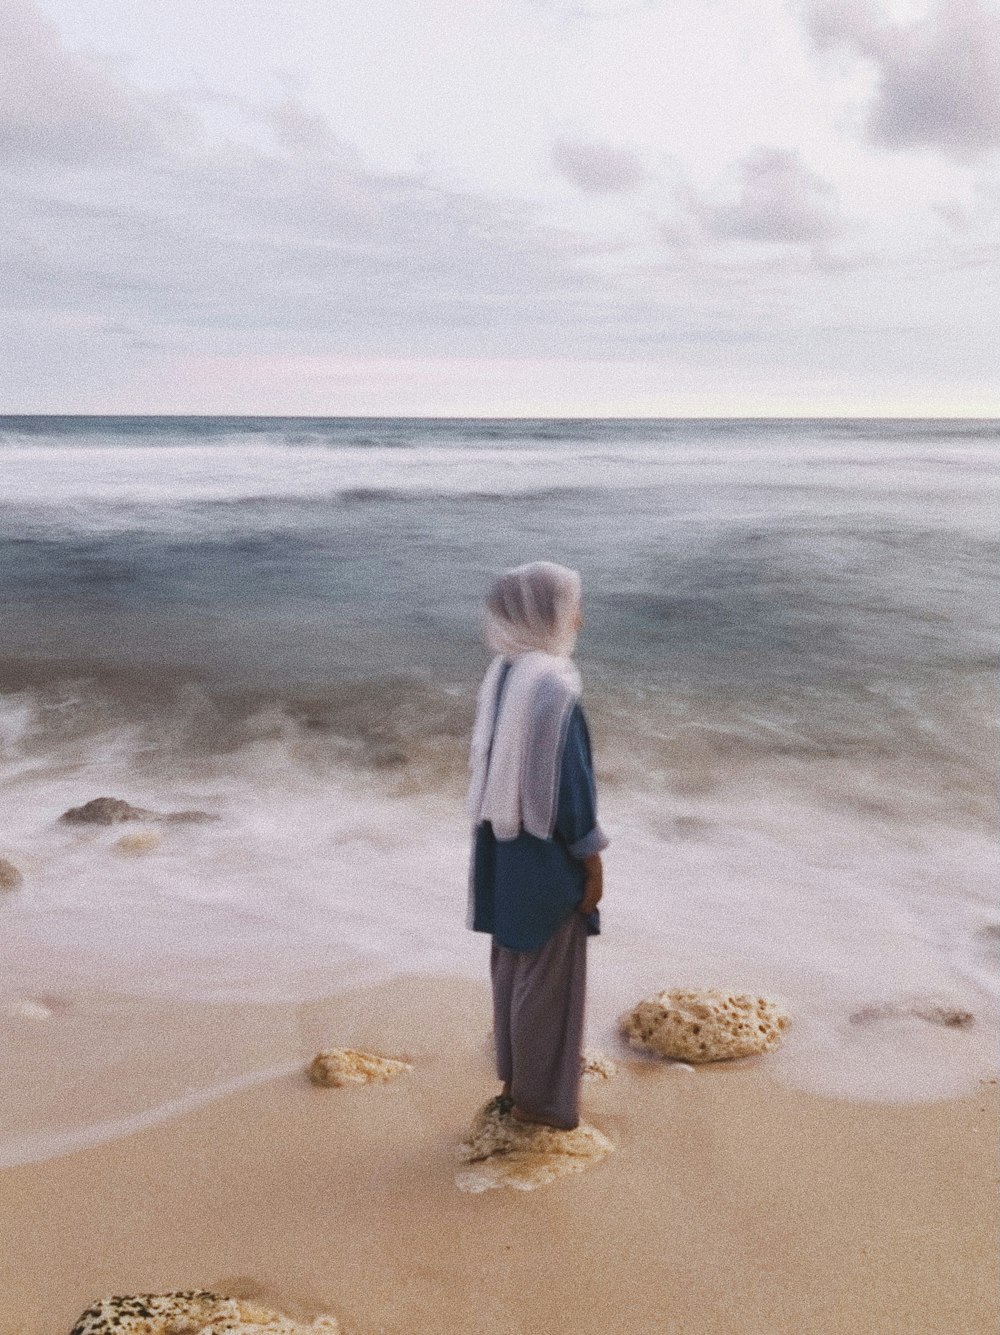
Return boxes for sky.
[1,0,998,415]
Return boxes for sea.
[0,415,997,1147]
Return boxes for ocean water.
[0,415,997,1131]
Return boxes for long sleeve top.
[469,658,610,951]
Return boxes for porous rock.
[69,1291,339,1335]
[621,988,790,1063]
[455,1097,614,1193]
[0,857,23,890]
[581,1049,618,1081]
[308,1048,412,1088]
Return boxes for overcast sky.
[1,0,998,415]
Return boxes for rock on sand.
[621,988,790,1063]
[0,857,23,890]
[308,1048,412,1088]
[70,1292,339,1334]
[455,1097,614,1193]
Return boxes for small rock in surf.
[60,796,218,825]
[0,857,23,890]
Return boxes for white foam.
[0,700,996,1120]
[0,434,995,528]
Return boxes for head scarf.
[467,562,583,842]
[483,560,583,660]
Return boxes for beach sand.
[1,975,997,1335]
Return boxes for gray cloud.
[0,1,195,164]
[656,147,844,254]
[703,146,843,243]
[0,1,994,412]
[804,0,1000,159]
[0,5,607,356]
[551,135,646,193]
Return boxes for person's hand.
[577,853,603,915]
[578,882,602,915]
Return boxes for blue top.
[469,658,610,951]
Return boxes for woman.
[466,561,609,1131]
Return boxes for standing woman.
[467,561,609,1130]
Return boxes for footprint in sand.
[849,994,974,1029]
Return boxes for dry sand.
[1,975,997,1335]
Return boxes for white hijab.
[467,561,583,841]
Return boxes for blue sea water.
[0,415,996,1113]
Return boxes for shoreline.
[2,968,995,1174]
[2,975,997,1334]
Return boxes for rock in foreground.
[308,1048,412,1088]
[70,1292,339,1334]
[621,988,790,1063]
[0,857,23,891]
[455,1098,614,1193]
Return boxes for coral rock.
[621,988,790,1063]
[0,857,23,891]
[581,1049,618,1081]
[69,1291,339,1334]
[308,1048,412,1088]
[455,1097,614,1193]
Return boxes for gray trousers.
[490,910,588,1130]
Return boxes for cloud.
[551,135,646,193]
[803,0,1000,159]
[656,147,844,253]
[702,146,843,243]
[0,24,611,365]
[0,1,994,413]
[0,1,193,164]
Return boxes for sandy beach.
[2,974,996,1335]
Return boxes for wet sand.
[1,975,997,1334]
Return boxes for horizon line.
[1,412,997,423]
